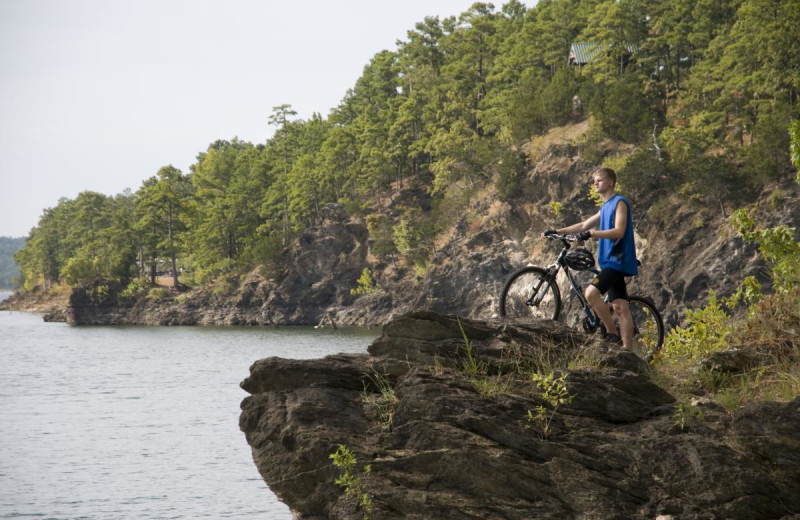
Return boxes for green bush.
[350,268,379,296]
[662,290,735,363]
[732,209,800,294]
[330,445,373,519]
[527,371,574,439]
[120,278,149,299]
[60,254,100,286]
[146,287,169,301]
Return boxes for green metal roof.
[569,42,602,65]
[569,42,638,65]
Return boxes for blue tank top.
[597,194,638,275]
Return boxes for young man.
[544,167,638,349]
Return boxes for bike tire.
[622,295,665,362]
[499,266,562,320]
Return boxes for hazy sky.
[0,0,531,238]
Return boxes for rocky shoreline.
[239,311,800,520]
[3,145,798,329]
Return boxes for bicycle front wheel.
[499,266,561,320]
[627,295,665,362]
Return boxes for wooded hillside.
[0,237,25,289]
[14,0,800,292]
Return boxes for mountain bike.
[499,233,665,362]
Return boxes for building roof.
[569,42,602,65]
[569,42,638,65]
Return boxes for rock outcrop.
[239,311,800,520]
[0,286,69,320]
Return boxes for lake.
[0,291,377,519]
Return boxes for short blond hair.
[595,167,617,187]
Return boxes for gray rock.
[239,311,800,520]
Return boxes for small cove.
[0,295,376,519]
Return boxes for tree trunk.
[168,202,178,288]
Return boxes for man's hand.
[543,229,557,237]
[576,230,591,241]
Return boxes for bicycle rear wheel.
[499,266,561,320]
[626,295,665,362]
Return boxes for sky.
[0,0,532,238]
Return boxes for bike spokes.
[500,268,560,320]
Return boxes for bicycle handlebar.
[543,232,580,243]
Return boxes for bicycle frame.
[504,232,665,358]
[540,237,601,331]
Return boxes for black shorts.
[590,268,629,302]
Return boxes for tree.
[136,166,192,287]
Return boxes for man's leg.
[585,285,617,338]
[611,298,633,349]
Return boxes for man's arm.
[553,211,600,235]
[587,200,626,240]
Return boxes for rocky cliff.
[6,124,799,327]
[239,311,800,519]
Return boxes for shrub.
[121,278,149,299]
[527,371,574,439]
[146,287,169,301]
[60,255,100,286]
[94,284,109,302]
[732,209,800,294]
[350,268,379,296]
[330,445,373,520]
[662,290,735,362]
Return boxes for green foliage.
[732,209,800,293]
[614,145,670,200]
[393,218,413,256]
[790,119,800,182]
[662,290,736,362]
[526,371,574,439]
[0,237,25,289]
[587,71,659,144]
[60,254,101,286]
[713,369,765,412]
[413,261,429,284]
[743,101,795,182]
[672,402,704,432]
[146,287,169,301]
[496,148,526,201]
[392,209,438,265]
[330,445,373,520]
[366,215,396,258]
[457,316,510,397]
[548,201,563,218]
[350,268,379,296]
[587,178,605,207]
[120,278,150,299]
[94,284,109,302]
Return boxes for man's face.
[593,173,614,195]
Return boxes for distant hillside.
[0,237,25,289]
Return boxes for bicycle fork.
[527,267,558,307]
[565,268,601,332]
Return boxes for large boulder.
[239,311,800,519]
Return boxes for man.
[544,167,638,349]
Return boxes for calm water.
[0,291,377,519]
